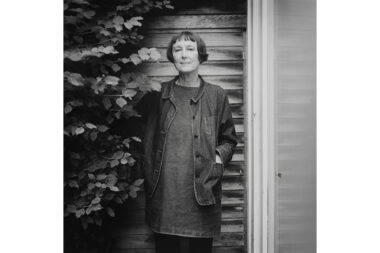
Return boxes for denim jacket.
[138,76,238,206]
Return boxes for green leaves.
[124,16,143,30]
[113,16,124,25]
[64,104,72,114]
[97,125,109,132]
[122,88,137,99]
[130,54,142,65]
[83,10,95,19]
[65,72,84,86]
[104,75,120,86]
[85,123,97,129]
[64,0,175,235]
[71,0,90,4]
[127,47,162,65]
[91,196,101,205]
[138,47,150,60]
[131,136,141,142]
[66,204,76,213]
[109,186,120,192]
[75,209,85,218]
[106,207,115,217]
[116,97,127,108]
[64,46,118,62]
[139,47,161,62]
[149,48,161,61]
[74,127,85,135]
[110,159,119,168]
[112,64,121,72]
[133,178,144,187]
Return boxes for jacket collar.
[161,75,207,103]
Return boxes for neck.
[177,71,200,87]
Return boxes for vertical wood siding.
[273,0,316,252]
[110,4,246,253]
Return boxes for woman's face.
[172,39,200,74]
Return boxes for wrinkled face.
[172,39,200,74]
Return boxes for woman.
[138,31,238,253]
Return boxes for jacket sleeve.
[134,91,160,193]
[215,90,238,165]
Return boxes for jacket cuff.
[216,145,227,165]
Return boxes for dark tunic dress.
[146,84,221,238]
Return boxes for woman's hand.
[216,153,223,164]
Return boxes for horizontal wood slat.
[154,46,244,62]
[222,176,244,191]
[231,104,244,119]
[225,161,245,176]
[169,6,246,15]
[136,61,243,76]
[142,32,243,47]
[144,15,247,29]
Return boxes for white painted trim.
[245,1,255,252]
[264,0,276,252]
[246,0,275,252]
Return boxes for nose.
[181,48,189,58]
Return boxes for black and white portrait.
[63,0,316,252]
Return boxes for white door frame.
[245,0,275,253]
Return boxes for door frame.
[245,0,275,252]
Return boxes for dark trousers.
[154,233,213,253]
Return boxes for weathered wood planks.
[136,61,244,76]
[142,32,244,47]
[144,15,247,29]
[152,46,243,62]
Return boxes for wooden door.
[110,1,247,253]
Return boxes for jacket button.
[192,115,195,119]
[196,154,200,158]
[194,134,198,138]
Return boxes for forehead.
[172,39,197,48]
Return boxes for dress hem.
[149,226,219,238]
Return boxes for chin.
[176,66,197,74]
[179,69,195,74]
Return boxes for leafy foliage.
[64,0,174,246]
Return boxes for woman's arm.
[216,90,238,165]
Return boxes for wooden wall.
[273,0,316,252]
[110,2,247,253]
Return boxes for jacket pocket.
[212,162,224,180]
[204,115,216,135]
[211,162,224,202]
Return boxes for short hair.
[166,31,209,64]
